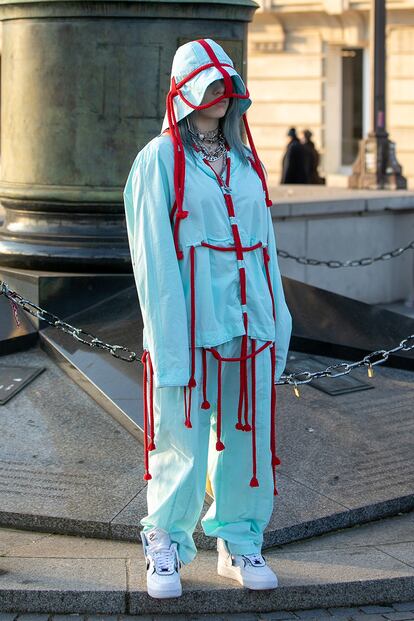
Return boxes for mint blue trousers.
[140,335,275,565]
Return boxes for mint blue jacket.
[123,134,292,388]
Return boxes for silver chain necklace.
[194,133,227,162]
[193,132,226,162]
[187,118,227,163]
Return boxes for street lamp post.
[348,0,406,189]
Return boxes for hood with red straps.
[162,38,273,261]
[161,38,252,133]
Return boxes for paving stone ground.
[1,602,414,620]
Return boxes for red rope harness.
[165,38,272,260]
[141,38,280,494]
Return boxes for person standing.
[280,127,308,184]
[301,128,325,184]
[123,38,292,599]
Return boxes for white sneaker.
[140,527,182,599]
[217,537,278,590]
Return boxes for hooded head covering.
[161,38,252,132]
[162,38,273,260]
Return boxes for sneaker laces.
[244,552,265,566]
[151,546,177,575]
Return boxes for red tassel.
[243,333,250,431]
[237,349,245,429]
[189,245,197,394]
[216,357,224,451]
[187,384,193,427]
[183,386,188,427]
[141,351,152,481]
[201,348,210,409]
[175,210,189,220]
[250,338,259,488]
[185,419,193,429]
[270,345,279,495]
[147,352,156,453]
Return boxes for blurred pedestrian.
[301,129,325,184]
[280,127,308,184]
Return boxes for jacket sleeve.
[123,139,190,389]
[266,208,293,382]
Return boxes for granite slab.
[1,511,414,615]
[0,345,145,539]
[0,558,126,614]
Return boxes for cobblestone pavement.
[1,602,414,621]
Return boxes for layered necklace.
[187,117,227,164]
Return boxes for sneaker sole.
[147,585,183,599]
[217,562,278,590]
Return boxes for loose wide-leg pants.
[140,335,275,565]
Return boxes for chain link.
[1,279,413,386]
[0,281,139,363]
[281,339,414,386]
[277,239,414,268]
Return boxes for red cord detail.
[165,85,188,260]
[242,317,250,432]
[186,387,193,428]
[237,335,245,431]
[243,114,273,207]
[140,351,152,481]
[270,344,280,495]
[249,339,259,487]
[147,352,156,451]
[189,245,197,391]
[183,386,188,426]
[200,241,262,252]
[196,39,234,98]
[239,267,247,305]
[207,340,272,363]
[216,357,225,451]
[263,247,276,322]
[201,348,210,409]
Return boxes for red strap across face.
[173,39,250,109]
[197,39,234,94]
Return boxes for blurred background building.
[247,0,414,188]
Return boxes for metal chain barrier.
[2,279,413,396]
[0,280,138,363]
[283,337,414,396]
[277,239,414,268]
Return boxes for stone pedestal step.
[0,511,413,616]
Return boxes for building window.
[341,48,363,165]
